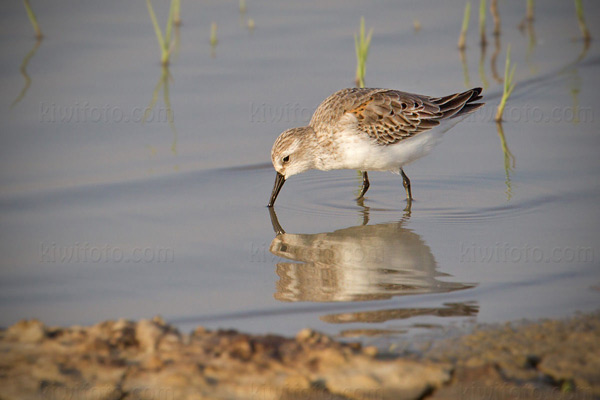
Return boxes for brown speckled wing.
[311,88,483,146]
[349,90,443,145]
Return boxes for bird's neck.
[307,126,340,171]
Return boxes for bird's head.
[268,126,317,207]
[270,126,317,179]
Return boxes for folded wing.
[346,88,484,145]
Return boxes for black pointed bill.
[267,172,286,207]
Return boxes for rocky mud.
[0,312,598,400]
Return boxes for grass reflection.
[479,44,489,90]
[490,0,500,36]
[518,18,537,75]
[459,48,471,88]
[11,39,41,108]
[496,122,515,201]
[144,65,177,155]
[490,35,502,83]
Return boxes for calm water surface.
[1,0,599,343]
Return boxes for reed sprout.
[479,0,487,46]
[23,0,43,39]
[413,19,422,32]
[239,0,250,29]
[172,21,181,61]
[354,17,373,88]
[173,0,181,26]
[574,0,591,42]
[210,22,218,47]
[146,0,178,65]
[458,1,471,50]
[209,22,218,58]
[526,0,534,21]
[495,44,516,122]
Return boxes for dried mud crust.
[0,317,449,400]
[421,311,600,400]
[0,312,598,400]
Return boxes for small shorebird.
[268,87,484,207]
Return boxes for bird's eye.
[282,155,290,163]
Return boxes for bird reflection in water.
[268,208,478,327]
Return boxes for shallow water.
[1,0,599,342]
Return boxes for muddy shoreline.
[1,312,598,400]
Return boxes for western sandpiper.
[268,87,484,207]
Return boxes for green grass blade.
[575,0,591,41]
[165,0,176,50]
[526,0,534,20]
[354,33,360,78]
[366,29,373,51]
[360,17,365,42]
[354,17,372,88]
[495,44,517,122]
[173,0,181,26]
[146,0,166,55]
[23,0,43,39]
[461,1,471,33]
[210,22,218,47]
[503,45,511,92]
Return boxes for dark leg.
[400,167,412,202]
[357,171,370,199]
[400,168,412,213]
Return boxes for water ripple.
[271,172,567,225]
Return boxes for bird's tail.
[433,87,484,119]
